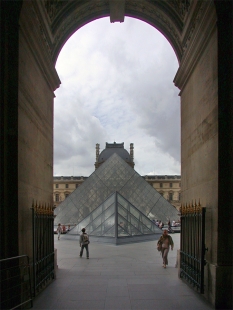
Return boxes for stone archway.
[49,0,184,63]
[1,1,233,308]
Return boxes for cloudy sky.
[54,17,181,177]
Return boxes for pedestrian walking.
[157,229,174,268]
[168,220,171,229]
[57,223,62,240]
[79,228,90,259]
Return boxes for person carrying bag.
[157,229,174,268]
[79,228,90,259]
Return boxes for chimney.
[95,143,100,169]
[96,143,100,161]
[130,143,134,161]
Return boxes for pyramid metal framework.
[54,153,178,240]
[71,191,162,240]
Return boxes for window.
[55,184,59,188]
[76,184,79,188]
[55,194,59,202]
[66,184,69,188]
[65,193,69,198]
[179,192,181,201]
[160,192,164,197]
[169,193,173,200]
[160,183,163,188]
[170,183,173,188]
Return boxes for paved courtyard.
[33,233,214,310]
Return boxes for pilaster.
[174,2,217,92]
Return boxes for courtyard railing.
[180,201,207,293]
[31,202,55,296]
[0,255,33,309]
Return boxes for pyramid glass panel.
[90,213,115,236]
[116,193,162,237]
[118,204,128,219]
[73,199,115,236]
[88,223,106,236]
[103,225,116,237]
[118,216,132,236]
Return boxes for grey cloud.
[54,17,181,176]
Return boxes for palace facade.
[53,176,88,208]
[143,175,181,210]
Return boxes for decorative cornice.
[174,2,217,92]
[32,3,53,57]
[181,1,204,53]
[169,0,190,20]
[44,0,69,23]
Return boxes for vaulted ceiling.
[40,0,202,63]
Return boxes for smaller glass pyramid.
[70,191,162,244]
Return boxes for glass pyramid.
[54,153,178,234]
[71,192,162,239]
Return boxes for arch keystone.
[109,0,125,23]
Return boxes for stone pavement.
[33,234,214,310]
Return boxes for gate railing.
[0,255,33,309]
[31,202,55,296]
[180,201,207,293]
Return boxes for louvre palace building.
[2,1,232,308]
[53,143,181,210]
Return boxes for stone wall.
[18,1,60,257]
[174,2,218,305]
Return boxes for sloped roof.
[98,142,133,164]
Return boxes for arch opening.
[54,17,181,178]
[4,0,231,307]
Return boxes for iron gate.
[180,201,207,293]
[32,202,55,296]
